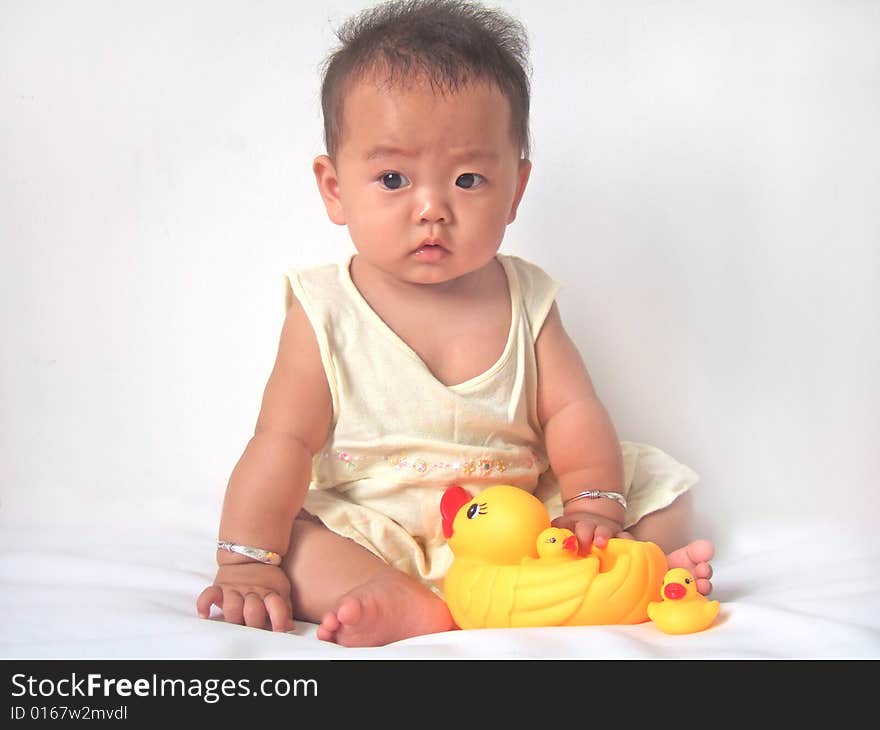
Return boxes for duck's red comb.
[440,485,472,539]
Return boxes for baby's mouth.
[413,239,450,259]
[416,237,446,249]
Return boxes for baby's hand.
[550,512,629,557]
[197,563,293,632]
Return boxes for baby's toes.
[336,596,366,627]
[686,539,715,565]
[694,562,713,580]
[316,610,341,642]
[696,578,713,596]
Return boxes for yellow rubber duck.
[440,484,668,629]
[647,568,720,634]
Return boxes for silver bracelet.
[563,490,627,510]
[217,541,283,566]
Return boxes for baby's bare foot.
[665,539,714,595]
[316,571,455,647]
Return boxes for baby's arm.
[535,303,626,553]
[196,297,332,631]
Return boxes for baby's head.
[320,0,531,162]
[313,0,534,286]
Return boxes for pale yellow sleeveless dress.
[284,254,698,592]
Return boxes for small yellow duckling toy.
[647,568,720,634]
[534,527,579,562]
[440,484,667,629]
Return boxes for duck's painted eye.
[466,504,479,519]
[546,536,557,543]
[684,577,692,584]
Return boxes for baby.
[197,0,714,647]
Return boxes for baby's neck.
[348,254,512,387]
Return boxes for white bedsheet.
[3,517,878,659]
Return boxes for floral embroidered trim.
[322,449,542,477]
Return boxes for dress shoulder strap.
[499,254,561,338]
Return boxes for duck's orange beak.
[563,535,579,553]
[441,485,472,538]
[664,582,686,600]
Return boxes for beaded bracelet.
[562,490,627,510]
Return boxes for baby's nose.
[415,189,452,224]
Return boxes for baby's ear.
[313,155,346,225]
[507,158,532,224]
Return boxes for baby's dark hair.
[319,0,531,160]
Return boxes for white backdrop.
[2,0,878,551]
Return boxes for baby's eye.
[378,172,410,190]
[455,173,486,190]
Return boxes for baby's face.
[315,77,530,286]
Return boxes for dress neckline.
[338,254,521,392]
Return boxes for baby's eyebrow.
[364,145,499,163]
[365,145,413,161]
[452,149,500,163]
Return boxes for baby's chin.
[404,260,500,290]
[351,245,505,289]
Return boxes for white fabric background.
[2,1,878,658]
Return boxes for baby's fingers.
[591,524,615,548]
[243,592,268,628]
[197,586,247,626]
[241,591,291,631]
[196,586,222,619]
[572,521,599,554]
[265,591,294,632]
[220,590,245,625]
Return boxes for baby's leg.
[283,515,454,647]
[626,492,715,595]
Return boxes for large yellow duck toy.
[647,568,721,634]
[440,484,670,629]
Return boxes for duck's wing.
[444,557,602,629]
[508,557,601,628]
[568,539,667,625]
[648,598,721,634]
[444,560,521,630]
[703,599,721,624]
